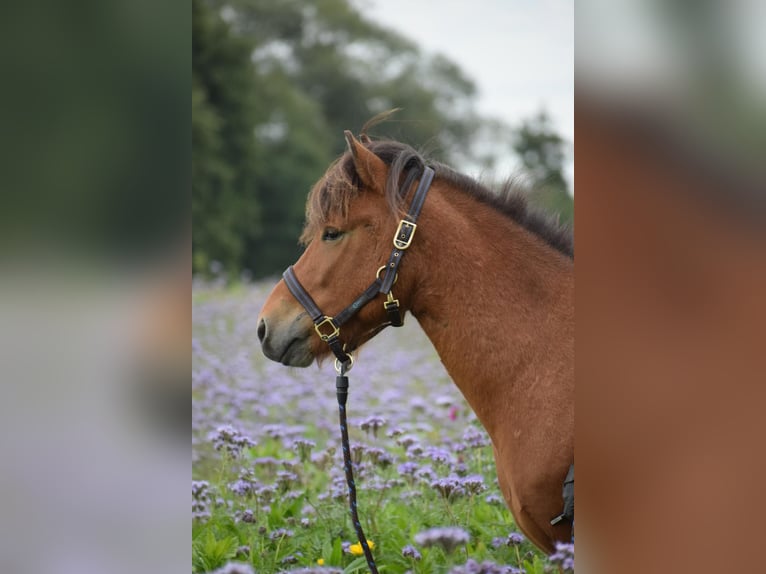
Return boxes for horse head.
[257,132,422,367]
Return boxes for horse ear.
[344,130,386,192]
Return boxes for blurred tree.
[192,0,261,274]
[512,111,574,226]
[193,0,572,278]
[194,0,489,278]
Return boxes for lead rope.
[335,358,378,573]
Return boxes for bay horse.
[256,130,574,553]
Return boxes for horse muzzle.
[257,313,314,367]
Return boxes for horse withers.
[257,130,574,553]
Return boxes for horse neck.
[405,182,574,441]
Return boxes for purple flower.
[449,559,514,574]
[256,484,277,502]
[414,465,435,482]
[401,544,422,560]
[211,563,254,574]
[192,480,213,521]
[192,509,211,522]
[292,438,316,461]
[406,444,424,458]
[462,426,490,449]
[192,480,210,499]
[276,471,299,491]
[409,396,427,411]
[460,474,487,495]
[447,560,516,574]
[228,479,257,497]
[360,415,387,437]
[208,424,256,458]
[430,476,466,499]
[269,528,294,541]
[485,493,504,505]
[423,446,453,466]
[397,462,420,477]
[549,541,575,572]
[238,509,255,523]
[278,568,342,574]
[280,553,301,564]
[507,532,525,546]
[310,450,333,470]
[396,434,419,448]
[369,448,394,468]
[263,424,290,439]
[435,395,455,407]
[351,443,366,465]
[414,526,470,552]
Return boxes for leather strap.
[283,265,324,322]
[284,266,350,363]
[379,167,434,294]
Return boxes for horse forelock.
[300,141,424,245]
[300,155,359,245]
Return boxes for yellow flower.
[349,540,375,556]
[316,558,325,565]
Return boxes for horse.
[256,130,574,553]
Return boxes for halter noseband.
[283,165,435,367]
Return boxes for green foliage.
[512,112,574,226]
[192,528,240,572]
[193,0,261,274]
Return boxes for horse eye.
[321,228,343,242]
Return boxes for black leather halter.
[283,165,435,367]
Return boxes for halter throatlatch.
[282,164,434,574]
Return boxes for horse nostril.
[257,318,267,343]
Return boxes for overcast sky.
[358,0,573,187]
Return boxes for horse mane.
[302,139,574,259]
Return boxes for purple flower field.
[192,280,572,573]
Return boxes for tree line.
[193,0,572,279]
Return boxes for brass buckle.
[314,316,339,341]
[393,219,417,250]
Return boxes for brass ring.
[334,353,355,374]
[376,265,398,284]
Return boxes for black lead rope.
[336,362,379,574]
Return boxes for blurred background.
[192,0,574,280]
[577,1,765,573]
[0,0,762,572]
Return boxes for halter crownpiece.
[282,164,435,366]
